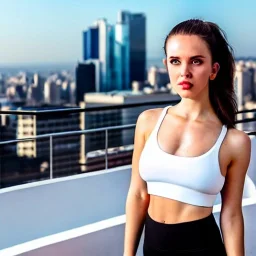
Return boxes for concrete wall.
[1,202,255,256]
[0,166,131,250]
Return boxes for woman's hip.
[143,211,226,255]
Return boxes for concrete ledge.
[1,195,256,256]
[0,215,126,256]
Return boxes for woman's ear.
[210,63,220,80]
[213,62,220,74]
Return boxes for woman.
[124,19,251,256]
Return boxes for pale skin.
[124,34,251,256]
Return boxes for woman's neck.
[176,97,215,122]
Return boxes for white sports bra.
[139,106,227,207]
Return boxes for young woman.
[124,19,251,256]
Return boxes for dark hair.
[164,19,237,128]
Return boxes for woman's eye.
[170,59,180,65]
[192,59,202,65]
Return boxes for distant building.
[0,98,18,156]
[118,11,146,85]
[148,66,169,88]
[16,106,80,173]
[245,61,256,101]
[79,100,123,171]
[60,81,76,105]
[92,19,117,92]
[0,74,5,93]
[84,90,179,105]
[83,20,115,93]
[79,90,180,169]
[81,11,146,93]
[235,62,253,109]
[69,82,76,105]
[114,22,130,90]
[27,74,45,105]
[234,62,255,131]
[0,95,9,109]
[83,27,99,61]
[44,80,61,105]
[75,62,96,105]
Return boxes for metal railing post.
[105,129,108,170]
[50,135,53,179]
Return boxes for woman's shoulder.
[138,107,164,122]
[136,107,164,139]
[225,127,251,159]
[226,128,251,145]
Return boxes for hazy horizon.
[1,56,256,69]
[1,0,256,64]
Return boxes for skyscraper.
[75,63,96,105]
[114,22,130,90]
[83,20,115,92]
[83,27,99,61]
[118,11,146,85]
[96,19,112,92]
[81,11,146,93]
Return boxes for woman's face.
[163,34,219,100]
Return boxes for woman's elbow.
[220,208,244,228]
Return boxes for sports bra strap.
[213,125,228,149]
[153,106,171,135]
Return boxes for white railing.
[0,124,135,183]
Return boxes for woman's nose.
[180,64,192,78]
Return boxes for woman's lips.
[178,81,193,90]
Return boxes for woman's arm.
[220,130,251,256]
[123,111,151,256]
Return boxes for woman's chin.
[177,91,194,99]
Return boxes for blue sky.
[0,0,256,65]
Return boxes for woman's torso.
[140,105,232,224]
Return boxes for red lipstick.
[178,81,193,90]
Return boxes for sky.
[0,0,256,65]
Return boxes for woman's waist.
[148,194,213,225]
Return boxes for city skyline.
[1,0,256,65]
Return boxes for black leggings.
[143,212,227,256]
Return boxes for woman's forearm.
[220,212,244,256]
[123,192,150,256]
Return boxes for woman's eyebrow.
[190,55,206,59]
[168,55,206,59]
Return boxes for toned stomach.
[148,195,213,224]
